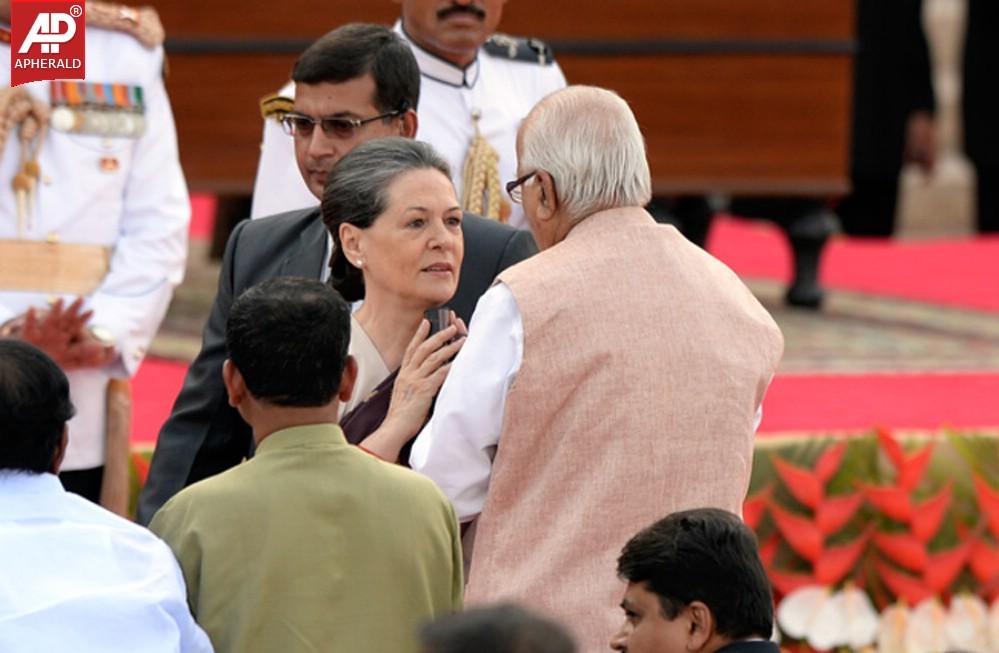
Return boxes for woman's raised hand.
[358,315,465,462]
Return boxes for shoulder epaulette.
[86,2,165,49]
[260,93,294,121]
[483,33,556,65]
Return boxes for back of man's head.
[292,22,420,114]
[617,508,774,641]
[421,603,577,653]
[225,277,351,407]
[519,85,652,221]
[0,340,75,473]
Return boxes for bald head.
[518,86,652,221]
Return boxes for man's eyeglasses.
[280,109,403,139]
[506,171,538,204]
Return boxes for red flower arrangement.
[748,427,999,608]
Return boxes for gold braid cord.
[1,87,49,236]
[0,87,49,156]
[460,109,507,222]
[85,1,165,48]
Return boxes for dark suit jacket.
[137,208,536,524]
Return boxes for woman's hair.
[321,137,453,301]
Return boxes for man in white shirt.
[250,0,566,228]
[364,86,783,650]
[0,339,212,653]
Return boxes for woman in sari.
[321,137,465,460]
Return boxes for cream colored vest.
[467,207,784,652]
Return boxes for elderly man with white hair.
[366,85,784,651]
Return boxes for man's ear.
[222,359,247,408]
[685,601,715,652]
[50,426,69,474]
[338,356,358,403]
[399,109,418,138]
[535,170,559,222]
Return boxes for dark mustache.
[437,4,486,20]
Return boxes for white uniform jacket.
[0,27,189,470]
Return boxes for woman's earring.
[355,259,364,268]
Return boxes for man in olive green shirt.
[150,277,462,653]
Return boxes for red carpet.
[189,193,217,242]
[758,371,999,434]
[131,358,187,447]
[708,215,999,312]
[131,358,999,447]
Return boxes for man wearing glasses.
[375,87,783,650]
[137,23,535,524]
[250,0,566,228]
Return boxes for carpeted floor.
[759,371,999,434]
[132,358,186,447]
[708,215,999,312]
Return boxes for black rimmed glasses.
[506,171,538,204]
[280,109,403,139]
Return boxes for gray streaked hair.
[321,137,452,301]
[519,86,652,221]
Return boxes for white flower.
[776,585,878,650]
[906,598,948,653]
[989,598,999,652]
[877,603,909,653]
[777,586,828,641]
[945,594,989,652]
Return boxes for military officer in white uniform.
[250,0,566,229]
[0,5,189,508]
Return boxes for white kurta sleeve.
[84,46,189,378]
[0,303,16,327]
[249,82,318,220]
[410,282,523,522]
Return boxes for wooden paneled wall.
[153,1,854,195]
